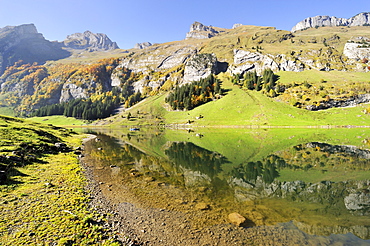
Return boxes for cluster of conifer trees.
[31,96,120,120]
[165,75,222,110]
[231,69,282,97]
[30,78,146,120]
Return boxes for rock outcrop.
[228,49,303,75]
[64,30,119,51]
[0,24,70,73]
[232,24,243,29]
[306,93,370,111]
[118,44,196,73]
[343,37,370,60]
[183,53,219,83]
[134,42,152,49]
[292,12,370,32]
[59,83,88,103]
[185,22,224,39]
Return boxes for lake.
[82,127,370,245]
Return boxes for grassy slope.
[277,70,370,84]
[113,72,370,127]
[0,116,118,245]
[28,115,87,126]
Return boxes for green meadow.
[110,72,370,127]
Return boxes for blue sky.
[0,0,369,49]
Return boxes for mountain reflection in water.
[85,128,370,243]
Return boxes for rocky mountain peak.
[186,22,223,40]
[0,23,70,73]
[0,23,38,36]
[64,30,119,51]
[291,12,370,32]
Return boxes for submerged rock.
[228,212,246,227]
[195,202,210,210]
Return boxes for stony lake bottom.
[81,127,370,245]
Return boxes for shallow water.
[83,127,370,245]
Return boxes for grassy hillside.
[108,72,370,127]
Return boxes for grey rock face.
[64,31,119,51]
[113,44,198,92]
[306,93,370,111]
[343,41,370,60]
[185,22,222,39]
[183,53,218,83]
[229,49,297,75]
[59,83,87,103]
[291,12,370,32]
[118,44,196,73]
[349,12,370,26]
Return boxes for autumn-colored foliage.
[0,58,123,116]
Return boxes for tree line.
[165,75,222,110]
[30,88,143,120]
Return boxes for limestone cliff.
[343,36,370,60]
[291,12,370,32]
[183,53,219,83]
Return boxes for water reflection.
[165,142,228,178]
[231,156,281,184]
[84,128,370,242]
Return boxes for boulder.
[228,212,246,227]
[195,202,210,210]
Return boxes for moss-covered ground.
[0,115,119,245]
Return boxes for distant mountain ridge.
[0,24,70,73]
[291,12,370,32]
[0,23,120,73]
[64,30,119,51]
